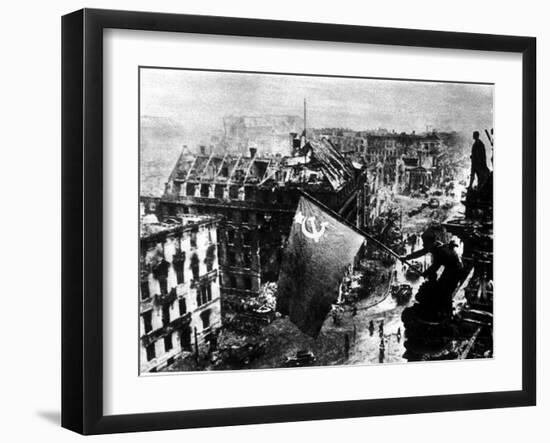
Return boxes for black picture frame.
[61,8,536,435]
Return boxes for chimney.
[249,147,257,158]
[289,132,297,146]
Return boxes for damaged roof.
[166,137,356,192]
[304,139,355,190]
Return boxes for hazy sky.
[140,68,493,138]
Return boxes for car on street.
[284,350,316,367]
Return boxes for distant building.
[159,137,366,318]
[222,115,304,156]
[312,129,445,192]
[139,214,221,373]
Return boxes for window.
[226,228,235,244]
[173,252,185,284]
[164,334,173,352]
[205,244,216,272]
[178,298,187,316]
[152,260,170,295]
[244,277,252,291]
[190,231,197,248]
[180,326,191,351]
[190,254,200,280]
[158,273,168,295]
[140,280,150,300]
[229,185,239,199]
[229,275,237,289]
[146,343,155,361]
[143,310,152,333]
[175,265,184,284]
[162,304,170,327]
[200,310,211,329]
[242,250,252,268]
[197,283,212,306]
[228,250,236,266]
[242,230,253,246]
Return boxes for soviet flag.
[276,196,365,338]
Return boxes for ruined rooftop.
[164,136,358,195]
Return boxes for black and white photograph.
[0,0,544,440]
[139,68,494,373]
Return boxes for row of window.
[226,248,253,268]
[224,274,253,291]
[142,297,187,334]
[183,183,296,206]
[144,310,212,363]
[225,228,253,246]
[189,228,214,248]
[141,250,216,300]
[145,335,173,362]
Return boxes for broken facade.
[313,129,447,193]
[158,136,366,319]
[139,214,222,373]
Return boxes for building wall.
[159,194,296,319]
[139,220,221,373]
[159,180,364,317]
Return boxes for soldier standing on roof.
[469,131,490,190]
[400,227,463,318]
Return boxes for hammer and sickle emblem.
[294,211,329,243]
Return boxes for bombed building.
[158,136,367,318]
[311,128,447,193]
[139,214,222,373]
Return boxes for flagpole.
[298,189,423,276]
